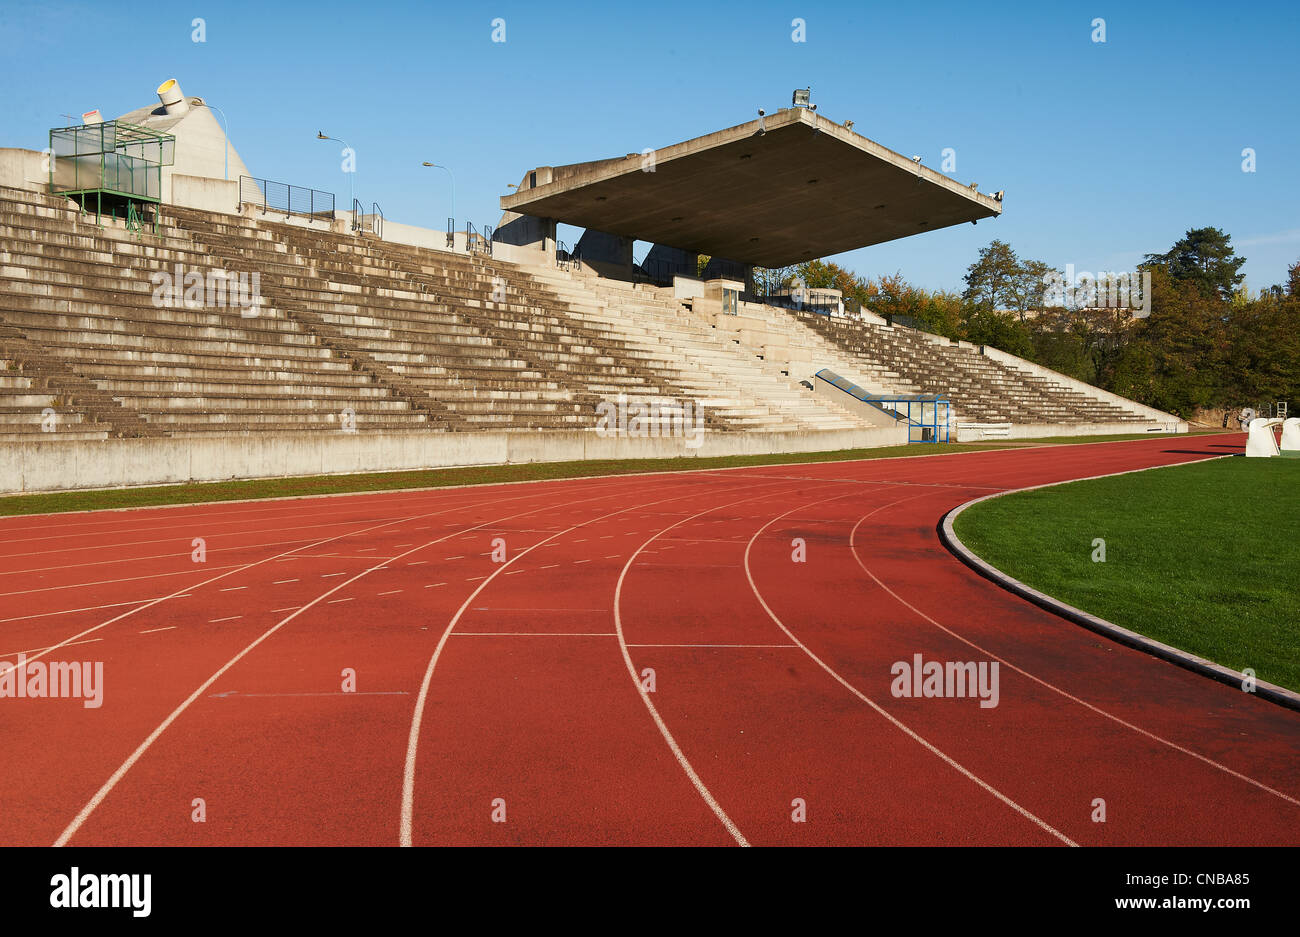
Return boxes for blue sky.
[2,0,1297,293]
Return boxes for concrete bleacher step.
[0,183,1156,443]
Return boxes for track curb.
[938,457,1300,714]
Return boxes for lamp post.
[421,161,455,229]
[318,131,355,228]
[201,103,230,180]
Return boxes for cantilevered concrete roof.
[500,107,1003,268]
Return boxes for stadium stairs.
[0,185,877,444]
[521,265,1166,429]
[0,182,1172,459]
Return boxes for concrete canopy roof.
[500,107,1003,268]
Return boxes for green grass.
[954,457,1300,692]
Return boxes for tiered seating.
[164,206,719,433]
[526,268,861,432]
[0,366,111,440]
[0,181,1156,448]
[784,306,1149,424]
[0,186,431,437]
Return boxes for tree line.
[759,228,1299,419]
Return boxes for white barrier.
[1245,418,1284,457]
[1280,417,1300,458]
[957,423,1013,440]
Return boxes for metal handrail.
[371,201,383,238]
[556,240,581,270]
[446,217,454,248]
[239,175,334,220]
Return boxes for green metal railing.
[49,120,174,232]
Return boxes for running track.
[1,433,1296,846]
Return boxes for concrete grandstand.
[0,79,1183,493]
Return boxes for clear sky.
[2,0,1297,294]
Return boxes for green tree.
[962,240,1056,320]
[1142,227,1246,301]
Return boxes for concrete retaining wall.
[0,149,47,192]
[172,174,238,214]
[0,425,909,494]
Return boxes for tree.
[792,259,872,309]
[961,240,1055,319]
[1142,227,1246,301]
[961,240,1021,311]
[753,265,797,297]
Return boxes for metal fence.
[239,175,335,219]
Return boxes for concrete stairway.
[0,186,432,438]
[525,267,863,432]
[3,179,1144,448]
[784,306,1149,424]
[164,207,733,434]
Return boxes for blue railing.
[814,369,951,443]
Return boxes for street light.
[318,131,355,228]
[200,102,230,180]
[421,161,456,228]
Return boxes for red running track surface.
[1,433,1295,846]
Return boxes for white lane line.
[0,638,104,658]
[741,489,1077,846]
[0,598,164,624]
[0,566,242,599]
[407,560,428,566]
[443,555,465,560]
[209,616,242,623]
[538,564,560,570]
[273,579,298,584]
[327,598,355,604]
[210,690,408,699]
[138,626,177,635]
[847,516,1300,810]
[218,586,247,592]
[423,583,446,588]
[378,590,403,596]
[321,572,347,578]
[626,643,798,648]
[0,510,415,556]
[52,486,595,849]
[0,535,327,578]
[400,479,784,848]
[472,607,607,612]
[454,632,617,637]
[613,488,817,848]
[270,606,301,614]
